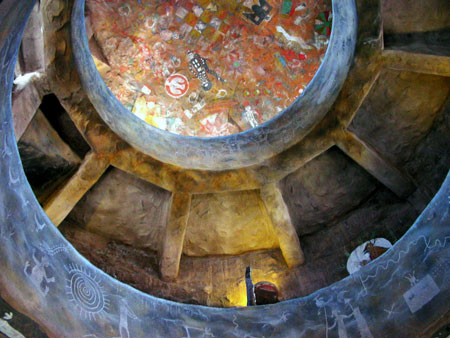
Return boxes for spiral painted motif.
[68,270,105,315]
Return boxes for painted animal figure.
[187,51,224,91]
[24,252,55,296]
[364,242,388,261]
[256,312,289,329]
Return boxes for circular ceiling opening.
[86,0,332,137]
[72,0,356,170]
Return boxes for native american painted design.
[86,0,331,137]
[188,51,224,91]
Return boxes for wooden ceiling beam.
[43,151,110,226]
[260,184,305,268]
[160,192,192,280]
[12,76,45,140]
[382,50,450,77]
[336,130,416,198]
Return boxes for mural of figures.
[0,0,450,337]
[85,0,331,137]
[315,291,378,338]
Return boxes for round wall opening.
[72,0,357,170]
[85,0,332,138]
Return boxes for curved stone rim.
[71,0,357,170]
[1,1,449,337]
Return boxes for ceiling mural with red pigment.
[87,0,331,137]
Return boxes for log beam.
[260,184,305,268]
[160,192,192,280]
[336,131,416,198]
[383,50,450,77]
[12,78,44,140]
[43,151,110,226]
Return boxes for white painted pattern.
[66,264,109,320]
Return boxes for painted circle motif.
[67,266,107,319]
[70,271,104,312]
[165,74,189,99]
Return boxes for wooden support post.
[43,151,110,226]
[336,131,416,198]
[20,4,46,73]
[260,184,305,268]
[383,50,450,77]
[12,80,43,140]
[160,192,192,280]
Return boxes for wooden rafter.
[383,50,450,77]
[160,192,192,280]
[12,79,45,140]
[260,184,305,268]
[336,130,416,198]
[43,151,110,226]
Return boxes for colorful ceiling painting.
[86,0,331,137]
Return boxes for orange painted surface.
[87,0,331,137]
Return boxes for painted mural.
[1,0,450,337]
[86,0,331,137]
